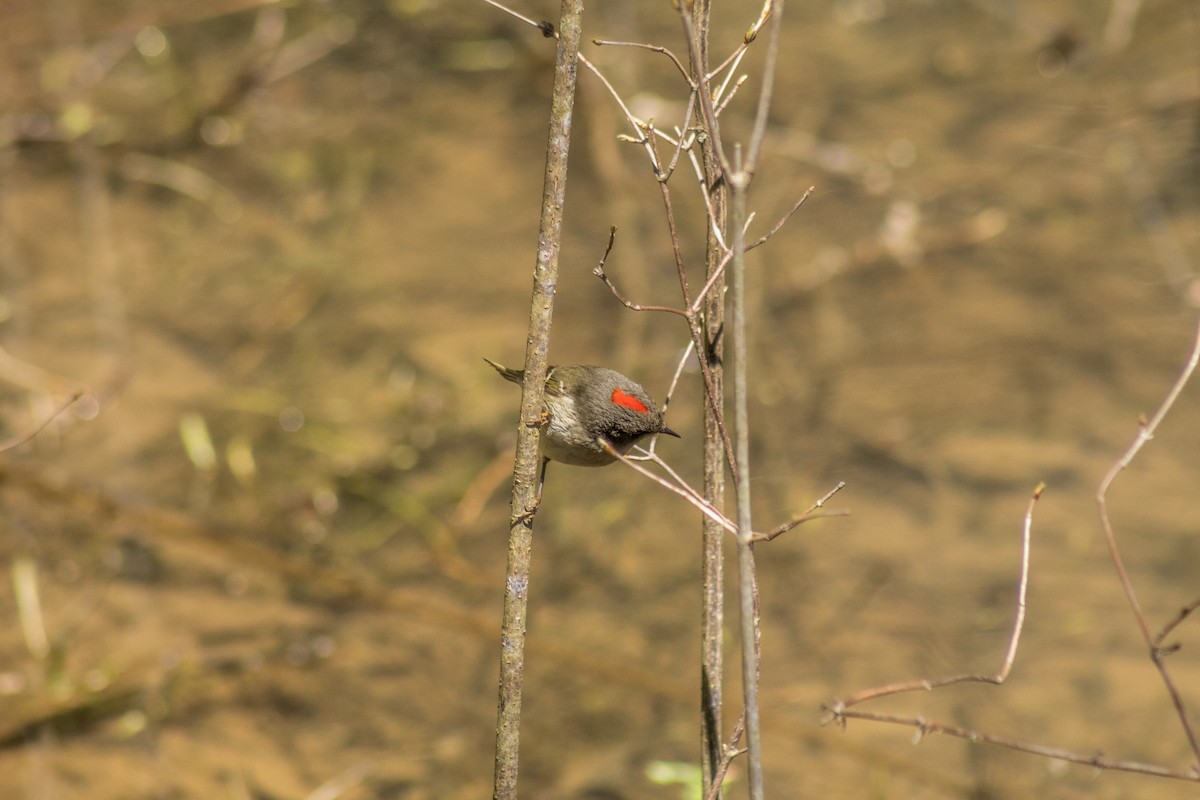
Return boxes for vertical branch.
[728,3,784,798]
[729,151,763,800]
[492,2,584,798]
[688,1,729,794]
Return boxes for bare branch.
[742,0,783,176]
[483,0,665,172]
[660,91,700,180]
[823,710,1200,783]
[593,229,689,316]
[660,339,697,418]
[488,0,584,794]
[600,441,738,534]
[713,74,750,117]
[643,131,740,476]
[749,186,814,250]
[1155,597,1200,650]
[1096,315,1200,760]
[704,713,747,800]
[753,481,849,542]
[592,39,693,87]
[833,483,1042,707]
[690,187,813,315]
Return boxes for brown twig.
[0,391,83,454]
[593,228,689,316]
[600,441,737,534]
[679,3,788,796]
[591,39,693,86]
[704,712,747,800]
[826,711,1200,783]
[752,481,848,542]
[740,0,783,177]
[491,0,584,796]
[482,0,666,173]
[1096,315,1200,762]
[661,92,700,181]
[1155,597,1200,650]
[644,131,740,477]
[829,483,1042,711]
[689,187,813,315]
[713,74,750,117]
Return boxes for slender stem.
[742,0,784,174]
[830,710,1200,783]
[492,1,584,797]
[687,5,728,792]
[730,147,764,800]
[1096,315,1200,762]
[0,391,82,453]
[832,484,1043,710]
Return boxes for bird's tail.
[483,357,524,385]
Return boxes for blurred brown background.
[1,0,1199,797]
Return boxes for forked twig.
[592,39,692,86]
[752,481,848,542]
[1155,597,1200,650]
[827,482,1042,712]
[593,227,688,316]
[823,478,1200,781]
[704,712,747,800]
[1096,315,1200,761]
[600,440,737,534]
[641,131,740,476]
[827,712,1200,782]
[689,186,813,315]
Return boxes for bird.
[484,358,679,467]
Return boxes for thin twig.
[826,710,1200,783]
[479,0,540,29]
[753,481,849,542]
[591,39,693,86]
[683,144,731,252]
[662,91,700,180]
[594,229,689,316]
[579,52,661,172]
[600,441,738,534]
[749,186,814,249]
[645,131,740,476]
[0,391,83,454]
[831,483,1043,709]
[483,0,663,172]
[741,0,783,176]
[713,74,750,117]
[1155,597,1200,650]
[690,186,813,316]
[704,712,747,800]
[1096,315,1200,761]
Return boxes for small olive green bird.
[484,358,679,466]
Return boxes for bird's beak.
[660,426,681,439]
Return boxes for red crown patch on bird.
[611,388,649,414]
